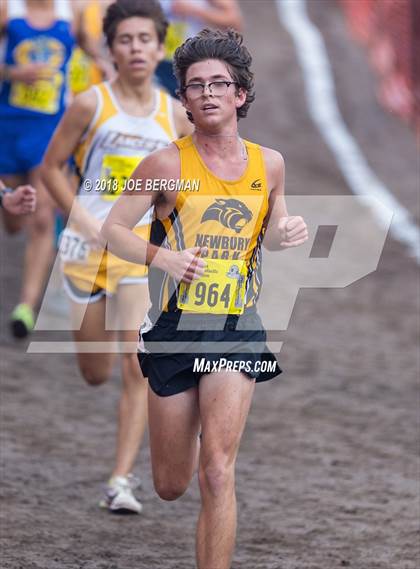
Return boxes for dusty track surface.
[1,1,419,568]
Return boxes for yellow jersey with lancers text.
[74,81,177,223]
[148,135,269,319]
[61,82,177,293]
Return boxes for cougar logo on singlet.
[201,199,253,234]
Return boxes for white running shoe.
[99,474,143,514]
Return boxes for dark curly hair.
[103,0,168,48]
[173,28,255,123]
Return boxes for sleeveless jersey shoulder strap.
[243,139,264,160]
[173,134,193,151]
[7,0,25,19]
[154,90,177,139]
[243,139,259,151]
[93,82,119,127]
[244,140,269,184]
[74,83,117,172]
[54,0,72,22]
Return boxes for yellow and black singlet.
[148,135,269,320]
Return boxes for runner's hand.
[161,246,207,284]
[96,56,117,81]
[8,63,54,84]
[77,211,104,250]
[278,216,308,248]
[1,184,36,215]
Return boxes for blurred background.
[1,1,419,568]
[341,0,419,128]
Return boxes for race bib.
[177,259,247,315]
[59,228,90,264]
[100,154,142,201]
[10,72,63,114]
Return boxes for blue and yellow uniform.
[0,0,74,174]
[139,135,281,397]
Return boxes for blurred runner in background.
[42,0,192,514]
[156,0,243,97]
[0,0,104,339]
[69,0,114,95]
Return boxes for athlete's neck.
[27,0,54,8]
[193,129,245,161]
[111,76,156,117]
[25,0,56,29]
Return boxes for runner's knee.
[29,204,54,235]
[154,474,189,501]
[79,363,111,386]
[199,455,234,498]
[121,353,144,383]
[2,212,23,234]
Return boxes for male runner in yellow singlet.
[42,0,192,514]
[102,29,308,565]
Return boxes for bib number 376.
[59,229,90,264]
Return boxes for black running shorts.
[138,308,282,397]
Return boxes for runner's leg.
[71,296,117,385]
[196,371,256,569]
[20,167,55,309]
[71,290,144,513]
[112,283,149,477]
[148,386,201,500]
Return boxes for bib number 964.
[194,282,232,309]
[177,259,247,315]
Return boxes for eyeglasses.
[182,81,238,99]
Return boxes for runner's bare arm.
[74,3,98,57]
[41,89,99,239]
[0,3,7,79]
[262,147,308,250]
[171,0,243,31]
[173,99,194,137]
[102,146,206,283]
[0,0,6,36]
[72,1,113,79]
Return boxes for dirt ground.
[1,1,419,568]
